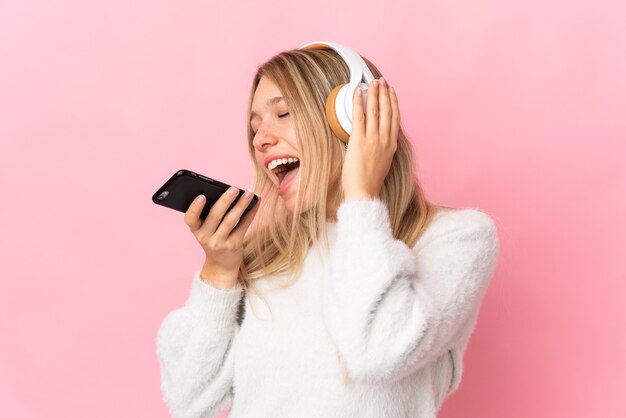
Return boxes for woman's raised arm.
[322,198,500,385]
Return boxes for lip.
[263,153,299,169]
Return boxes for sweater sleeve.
[156,271,244,418]
[322,198,500,384]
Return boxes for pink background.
[1,0,624,417]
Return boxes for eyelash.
[252,112,290,134]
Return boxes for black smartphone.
[152,169,259,220]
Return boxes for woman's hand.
[341,77,400,200]
[184,188,259,289]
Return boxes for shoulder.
[415,207,499,253]
[410,208,501,285]
[431,207,497,231]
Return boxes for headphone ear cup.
[325,83,351,144]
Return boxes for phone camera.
[157,191,169,201]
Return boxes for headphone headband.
[299,41,375,93]
[298,41,374,143]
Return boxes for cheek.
[254,151,264,168]
[284,126,300,152]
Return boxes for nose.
[252,125,279,151]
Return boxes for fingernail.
[196,195,205,204]
[229,187,239,195]
[379,77,386,87]
[372,79,379,88]
[243,190,253,199]
[356,87,362,96]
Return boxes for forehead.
[250,76,286,120]
[254,76,281,98]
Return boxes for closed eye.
[251,113,290,134]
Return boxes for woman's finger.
[228,198,260,243]
[196,186,241,236]
[212,190,256,241]
[184,194,206,232]
[366,79,379,140]
[378,78,391,145]
[389,86,400,148]
[351,86,365,141]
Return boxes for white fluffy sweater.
[156,198,500,417]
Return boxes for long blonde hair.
[237,46,452,383]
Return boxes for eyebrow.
[250,97,286,121]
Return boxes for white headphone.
[298,41,375,144]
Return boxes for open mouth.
[268,157,300,186]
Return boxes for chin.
[282,197,299,215]
[281,197,295,213]
[281,193,314,216]
[277,172,315,215]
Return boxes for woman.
[156,42,500,418]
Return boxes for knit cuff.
[336,197,393,237]
[184,270,244,331]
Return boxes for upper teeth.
[267,157,299,171]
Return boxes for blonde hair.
[237,46,453,384]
